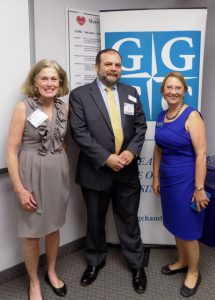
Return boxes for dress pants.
[81,177,144,269]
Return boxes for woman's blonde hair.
[160,72,188,94]
[21,59,70,97]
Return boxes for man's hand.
[106,154,126,171]
[119,150,135,166]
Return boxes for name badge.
[156,121,163,128]
[27,109,48,128]
[124,103,134,115]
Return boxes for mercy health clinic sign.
[101,9,207,244]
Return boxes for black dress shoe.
[80,261,106,286]
[180,272,201,297]
[132,267,147,294]
[161,264,188,275]
[45,273,67,297]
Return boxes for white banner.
[101,9,207,245]
[66,8,100,89]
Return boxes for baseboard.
[0,237,85,285]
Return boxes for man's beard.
[99,73,120,86]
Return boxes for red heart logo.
[76,16,86,26]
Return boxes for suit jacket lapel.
[89,80,113,133]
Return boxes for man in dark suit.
[69,48,147,294]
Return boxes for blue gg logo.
[105,31,201,121]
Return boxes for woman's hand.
[153,144,162,197]
[16,188,37,212]
[153,177,160,197]
[192,190,209,212]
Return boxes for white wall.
[0,175,23,271]
[0,0,31,170]
[1,0,215,272]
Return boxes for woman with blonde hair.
[7,59,70,299]
[153,72,208,297]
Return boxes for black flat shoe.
[161,264,188,275]
[45,273,67,297]
[80,260,106,286]
[132,267,147,294]
[180,272,201,297]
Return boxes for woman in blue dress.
[153,72,208,297]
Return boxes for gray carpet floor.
[0,243,215,299]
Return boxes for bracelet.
[195,187,204,191]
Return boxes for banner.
[66,8,100,89]
[101,9,207,244]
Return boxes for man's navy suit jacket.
[69,80,147,191]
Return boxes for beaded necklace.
[166,103,184,120]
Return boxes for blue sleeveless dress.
[155,106,204,240]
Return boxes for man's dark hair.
[95,48,122,65]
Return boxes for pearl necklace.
[166,103,184,120]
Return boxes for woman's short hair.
[160,72,188,94]
[21,59,70,97]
